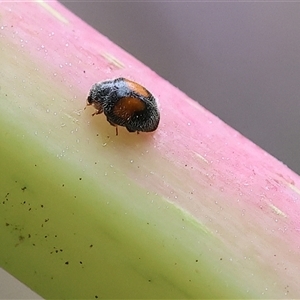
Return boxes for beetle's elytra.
[86,78,160,135]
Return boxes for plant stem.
[0,1,300,298]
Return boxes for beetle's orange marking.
[124,79,150,97]
[113,97,145,120]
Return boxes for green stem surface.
[1,1,300,299]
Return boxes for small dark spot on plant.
[5,223,10,226]
[195,259,198,262]
[21,186,27,191]
[62,184,65,187]
[65,261,69,265]
[28,234,31,238]
[148,279,151,283]
[32,243,35,246]
[79,177,82,181]
[79,261,83,264]
[83,70,86,73]
[90,244,93,248]
[95,296,98,299]
[19,235,25,241]
[41,204,44,208]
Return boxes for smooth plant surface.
[0,1,300,299]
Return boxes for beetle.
[86,77,160,135]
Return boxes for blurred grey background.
[60,2,300,175]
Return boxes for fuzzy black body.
[87,77,160,134]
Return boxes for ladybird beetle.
[86,77,160,135]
